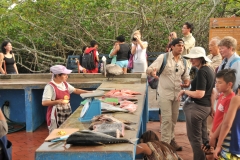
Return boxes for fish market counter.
[0,73,146,132]
[35,80,149,160]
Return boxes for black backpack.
[80,49,96,70]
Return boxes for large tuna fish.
[66,130,137,145]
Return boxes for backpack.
[81,48,96,70]
[229,57,240,67]
[147,52,187,99]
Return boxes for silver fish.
[101,102,128,113]
[66,130,137,145]
[91,114,136,131]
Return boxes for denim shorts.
[116,60,128,68]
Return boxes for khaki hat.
[183,47,212,62]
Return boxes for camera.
[132,37,137,41]
[203,141,211,150]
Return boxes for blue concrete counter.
[35,81,148,160]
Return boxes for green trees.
[0,0,239,73]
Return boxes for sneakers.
[170,139,182,151]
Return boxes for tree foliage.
[0,0,239,73]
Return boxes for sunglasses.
[175,64,179,72]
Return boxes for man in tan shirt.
[207,37,222,71]
[146,38,190,151]
[182,22,196,74]
[182,22,195,56]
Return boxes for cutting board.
[45,128,79,141]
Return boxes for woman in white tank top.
[131,30,148,73]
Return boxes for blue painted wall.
[36,151,133,160]
[148,108,186,122]
[25,89,46,131]
[0,90,26,123]
[0,87,96,131]
[70,94,84,112]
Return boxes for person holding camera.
[131,30,148,73]
[166,32,177,52]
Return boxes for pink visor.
[50,65,72,74]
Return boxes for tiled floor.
[7,123,49,160]
[7,121,193,160]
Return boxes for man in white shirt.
[207,37,222,71]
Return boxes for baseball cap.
[171,38,184,46]
[50,65,72,74]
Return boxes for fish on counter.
[66,130,138,145]
[120,100,138,113]
[93,129,121,138]
[101,102,129,113]
[104,89,141,98]
[120,89,142,95]
[99,97,138,104]
[93,122,124,137]
[91,114,136,131]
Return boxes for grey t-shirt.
[42,81,75,101]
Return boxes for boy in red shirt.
[205,69,236,159]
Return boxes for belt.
[185,97,195,103]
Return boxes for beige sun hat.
[183,47,212,62]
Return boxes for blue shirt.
[109,49,117,64]
[217,53,240,92]
[222,109,240,155]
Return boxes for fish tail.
[128,138,138,144]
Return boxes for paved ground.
[147,86,193,159]
[147,121,193,160]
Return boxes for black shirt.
[116,44,130,61]
[190,66,215,106]
[4,56,16,73]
